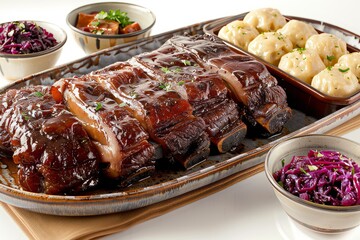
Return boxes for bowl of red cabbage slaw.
[265,134,360,233]
[0,20,66,80]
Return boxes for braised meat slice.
[0,86,99,194]
[168,34,292,135]
[52,77,156,183]
[133,43,247,152]
[89,62,210,168]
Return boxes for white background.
[0,0,359,239]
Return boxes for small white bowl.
[265,134,360,233]
[0,20,67,81]
[66,2,156,54]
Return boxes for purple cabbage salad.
[0,21,58,54]
[273,150,360,206]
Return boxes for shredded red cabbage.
[0,21,58,54]
[273,150,360,206]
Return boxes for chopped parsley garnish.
[281,159,285,167]
[327,55,335,61]
[326,66,333,71]
[95,9,133,28]
[21,112,30,121]
[129,91,138,99]
[338,67,350,73]
[33,91,44,98]
[161,67,171,74]
[119,102,127,107]
[159,82,172,91]
[173,67,182,73]
[181,60,192,66]
[91,21,100,27]
[296,48,306,54]
[95,102,103,111]
[178,81,185,86]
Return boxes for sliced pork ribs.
[0,86,100,194]
[132,43,247,153]
[88,62,211,169]
[167,34,292,135]
[52,77,156,184]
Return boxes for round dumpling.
[305,33,348,67]
[336,52,360,79]
[278,48,325,84]
[243,8,286,33]
[218,20,259,50]
[277,20,318,48]
[311,66,360,97]
[248,32,293,65]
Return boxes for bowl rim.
[265,134,360,212]
[0,20,67,59]
[65,1,156,39]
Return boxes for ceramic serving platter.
[0,16,359,216]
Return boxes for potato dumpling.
[279,48,325,84]
[248,32,293,65]
[243,8,286,33]
[277,20,318,48]
[218,20,259,50]
[305,33,348,67]
[336,52,360,79]
[311,66,360,97]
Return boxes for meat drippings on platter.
[0,34,292,195]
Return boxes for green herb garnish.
[129,91,138,99]
[21,112,30,121]
[281,159,285,167]
[95,102,103,111]
[338,67,350,73]
[178,81,185,86]
[119,102,127,107]
[95,9,134,28]
[181,60,192,66]
[161,67,171,74]
[159,82,172,91]
[33,91,44,98]
[277,181,284,188]
[327,55,335,61]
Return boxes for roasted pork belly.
[88,62,210,168]
[52,77,156,182]
[168,34,292,135]
[0,86,99,194]
[132,43,247,152]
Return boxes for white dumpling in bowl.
[218,20,259,51]
[277,20,318,48]
[336,52,360,79]
[305,33,348,67]
[243,8,286,33]
[248,32,293,65]
[278,48,325,84]
[311,66,360,97]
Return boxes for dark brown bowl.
[203,13,360,118]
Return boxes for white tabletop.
[0,0,359,239]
